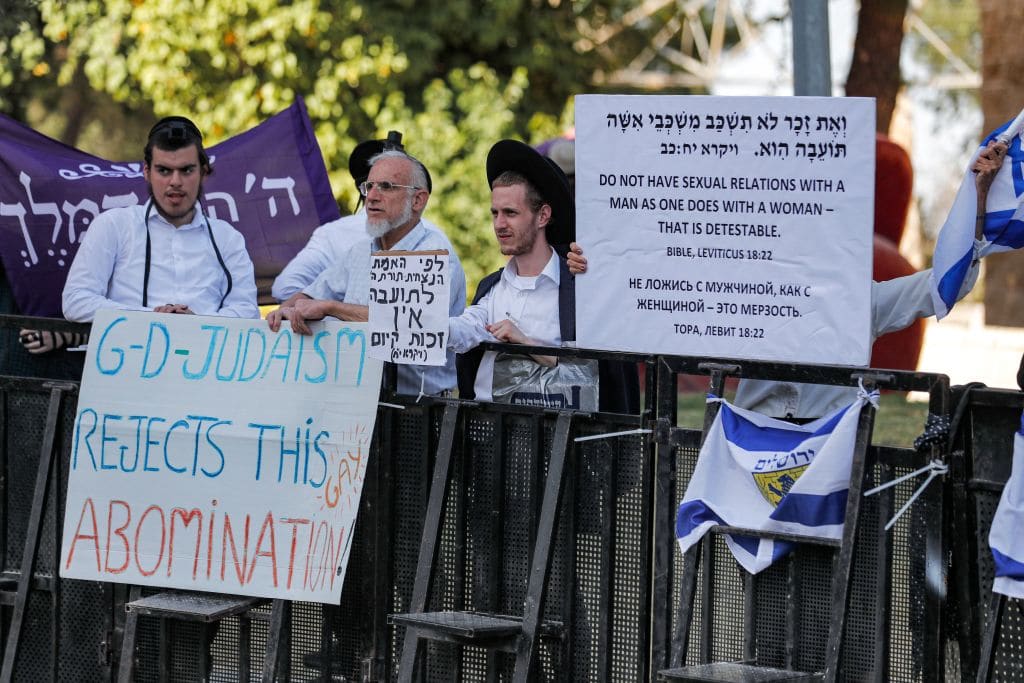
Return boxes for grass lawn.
[676,391,930,448]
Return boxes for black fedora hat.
[348,130,433,192]
[486,139,573,246]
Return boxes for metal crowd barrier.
[650,356,951,682]
[947,385,1024,681]
[0,313,1021,681]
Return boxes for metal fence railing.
[0,313,1020,681]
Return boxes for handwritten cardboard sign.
[575,94,875,366]
[59,310,384,603]
[368,250,450,366]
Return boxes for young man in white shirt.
[450,140,639,414]
[61,116,258,322]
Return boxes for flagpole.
[996,107,1024,144]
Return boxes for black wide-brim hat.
[348,136,433,192]
[486,139,574,246]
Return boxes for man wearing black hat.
[62,116,258,323]
[450,140,639,414]
[267,148,466,397]
[271,132,447,306]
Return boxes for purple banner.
[0,97,339,316]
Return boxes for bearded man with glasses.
[271,132,450,306]
[266,150,466,397]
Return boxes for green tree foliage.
[1,0,601,288]
[0,0,47,121]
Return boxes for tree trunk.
[58,61,92,148]
[979,0,1024,326]
[844,0,908,134]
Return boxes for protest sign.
[575,94,874,366]
[368,250,450,366]
[59,310,383,603]
[0,98,338,316]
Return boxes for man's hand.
[567,241,587,275]
[266,298,366,335]
[486,318,532,345]
[265,307,290,333]
[293,298,336,327]
[153,303,195,314]
[973,140,1009,240]
[19,329,86,354]
[486,319,556,366]
[265,303,319,335]
[974,140,1008,197]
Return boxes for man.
[62,116,258,322]
[271,131,443,305]
[567,139,1008,419]
[267,149,466,396]
[450,140,639,414]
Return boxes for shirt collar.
[145,200,205,230]
[502,247,560,286]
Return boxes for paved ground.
[917,302,1024,391]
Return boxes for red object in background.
[870,234,925,370]
[874,134,914,246]
[870,134,923,371]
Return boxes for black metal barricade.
[0,375,117,682]
[947,385,1024,682]
[648,356,952,682]
[379,398,651,681]
[4,312,1018,682]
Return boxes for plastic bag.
[491,353,599,411]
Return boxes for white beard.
[365,219,392,239]
[365,200,413,239]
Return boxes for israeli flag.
[989,411,1024,598]
[931,115,1024,319]
[676,393,873,574]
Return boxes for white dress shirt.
[734,243,984,418]
[271,214,449,301]
[271,214,365,301]
[62,203,258,322]
[448,247,562,402]
[304,220,467,396]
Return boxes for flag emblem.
[753,464,810,507]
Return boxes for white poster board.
[59,310,384,604]
[575,94,875,366]
[368,250,450,366]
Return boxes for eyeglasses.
[358,180,421,197]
